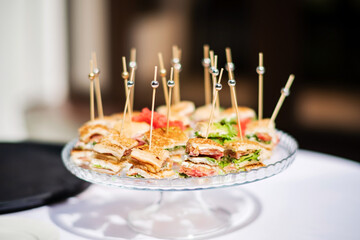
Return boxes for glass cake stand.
[62,131,298,239]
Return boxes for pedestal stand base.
[128,189,259,239]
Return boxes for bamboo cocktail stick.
[269,74,295,126]
[205,68,224,139]
[166,67,175,135]
[172,45,181,104]
[121,56,132,118]
[129,48,137,114]
[158,52,169,106]
[202,45,211,105]
[149,66,159,150]
[120,68,135,137]
[257,52,265,120]
[228,70,243,140]
[92,52,104,118]
[225,47,236,110]
[88,60,95,121]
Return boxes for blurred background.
[0,0,359,161]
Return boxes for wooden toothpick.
[92,52,104,118]
[172,45,181,104]
[257,52,265,120]
[149,66,159,150]
[121,56,132,118]
[228,74,243,140]
[166,67,175,135]
[206,68,224,139]
[203,44,211,105]
[209,50,214,67]
[209,52,220,115]
[269,74,295,126]
[129,48,137,114]
[120,68,135,137]
[214,55,220,113]
[88,60,95,121]
[158,52,169,106]
[225,47,236,110]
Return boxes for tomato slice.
[234,118,252,136]
[132,108,185,130]
[256,133,272,142]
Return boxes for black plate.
[0,141,90,214]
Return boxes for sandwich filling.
[144,127,188,156]
[245,119,279,150]
[186,138,224,160]
[89,131,138,174]
[179,138,224,177]
[221,140,266,172]
[129,146,172,175]
[194,122,237,145]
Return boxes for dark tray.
[0,141,90,214]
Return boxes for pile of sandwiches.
[71,103,279,179]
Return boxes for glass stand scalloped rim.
[62,130,298,191]
[61,130,297,240]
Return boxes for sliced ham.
[179,164,217,177]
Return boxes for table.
[2,150,360,240]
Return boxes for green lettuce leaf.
[218,160,231,168]
[132,174,144,178]
[209,137,225,145]
[203,157,217,163]
[246,134,271,144]
[179,173,190,178]
[165,145,186,151]
[92,164,103,168]
[232,150,261,164]
[207,122,237,139]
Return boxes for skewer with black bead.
[91,52,104,119]
[122,56,132,118]
[203,44,211,105]
[205,68,224,139]
[158,53,169,106]
[228,72,243,140]
[172,45,182,104]
[269,74,295,126]
[129,48,137,115]
[88,60,95,121]
[209,51,220,114]
[225,47,236,110]
[149,66,159,150]
[166,67,175,135]
[257,52,265,120]
[120,68,135,137]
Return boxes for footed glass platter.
[62,131,297,239]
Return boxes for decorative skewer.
[228,70,243,140]
[205,68,224,139]
[129,48,137,114]
[209,50,215,103]
[166,67,175,135]
[209,51,220,114]
[269,74,295,126]
[202,44,211,105]
[88,60,95,121]
[158,52,169,106]
[172,45,182,104]
[149,66,159,150]
[225,47,236,110]
[256,52,265,120]
[120,68,135,137]
[214,55,220,113]
[92,52,104,118]
[121,56,132,118]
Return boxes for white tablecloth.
[3,150,360,240]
